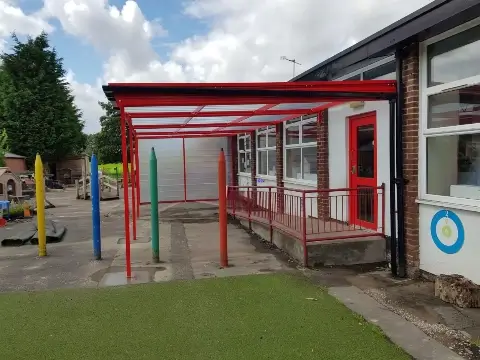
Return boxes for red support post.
[135,137,141,216]
[183,139,187,202]
[120,107,132,278]
[302,192,308,267]
[381,183,386,237]
[218,148,228,268]
[129,126,137,241]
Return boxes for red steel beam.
[132,121,277,130]
[128,107,330,119]
[116,95,383,107]
[109,80,396,91]
[137,133,241,139]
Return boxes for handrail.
[227,184,386,267]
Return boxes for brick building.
[4,152,27,174]
[235,0,480,282]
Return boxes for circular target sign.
[430,209,465,255]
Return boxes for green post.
[150,147,160,263]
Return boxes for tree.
[0,32,86,166]
[0,129,9,167]
[85,133,99,156]
[96,101,125,164]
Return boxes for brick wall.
[276,123,284,213]
[317,110,329,220]
[5,158,27,174]
[402,43,420,277]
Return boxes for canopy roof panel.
[103,81,396,138]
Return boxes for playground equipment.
[76,174,120,200]
[91,154,102,260]
[218,149,228,268]
[35,154,46,256]
[150,148,159,263]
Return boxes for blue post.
[91,154,101,260]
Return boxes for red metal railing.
[227,184,386,266]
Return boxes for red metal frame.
[104,80,396,278]
[348,112,378,231]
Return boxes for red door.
[348,112,377,230]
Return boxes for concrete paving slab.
[99,270,150,287]
[329,286,465,360]
[154,266,173,282]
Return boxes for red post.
[120,107,132,278]
[302,192,308,267]
[381,183,386,236]
[129,124,137,241]
[218,148,228,268]
[135,137,141,216]
[183,139,187,201]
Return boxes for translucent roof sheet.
[103,80,396,137]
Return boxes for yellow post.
[35,154,47,256]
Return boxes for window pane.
[286,117,301,125]
[245,152,251,173]
[239,153,246,173]
[363,61,396,80]
[357,125,375,178]
[344,74,361,81]
[302,147,317,181]
[428,25,480,86]
[286,125,300,145]
[258,151,268,175]
[428,84,480,129]
[239,137,245,151]
[245,136,251,150]
[268,149,276,176]
[267,129,276,148]
[427,133,480,199]
[286,148,302,179]
[302,122,317,143]
[257,133,267,148]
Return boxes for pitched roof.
[0,167,21,182]
[5,152,26,159]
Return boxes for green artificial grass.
[0,274,409,360]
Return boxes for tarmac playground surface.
[0,188,475,359]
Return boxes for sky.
[0,0,434,134]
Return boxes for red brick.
[317,111,329,220]
[402,43,420,276]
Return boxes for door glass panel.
[356,125,374,178]
[357,187,374,223]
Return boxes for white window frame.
[419,17,480,208]
[237,133,251,175]
[283,114,318,184]
[256,126,276,179]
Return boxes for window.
[421,20,480,204]
[284,115,317,181]
[238,133,251,174]
[334,56,396,81]
[257,126,276,176]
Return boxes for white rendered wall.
[419,203,479,284]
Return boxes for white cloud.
[65,70,104,134]
[0,0,53,37]
[2,0,436,133]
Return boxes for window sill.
[238,172,251,177]
[416,198,480,213]
[256,175,276,182]
[283,178,317,188]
